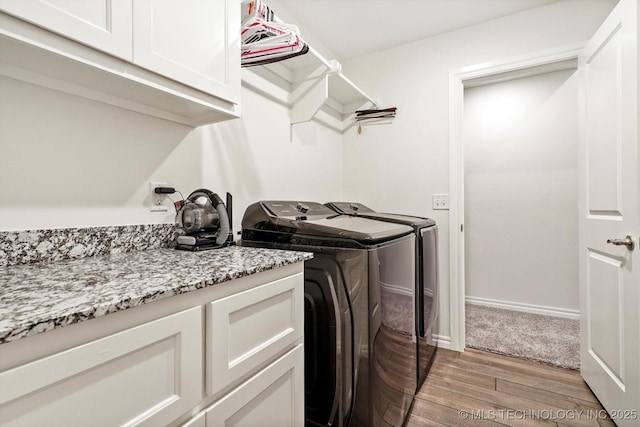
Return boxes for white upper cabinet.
[0,0,133,60]
[133,0,239,103]
[0,0,240,126]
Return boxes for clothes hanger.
[241,0,309,67]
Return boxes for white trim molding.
[432,334,452,350]
[380,282,413,297]
[465,296,580,320]
[447,42,585,352]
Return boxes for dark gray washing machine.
[326,202,439,390]
[241,201,417,427]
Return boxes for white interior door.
[578,0,639,423]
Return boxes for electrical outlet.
[149,181,169,212]
[432,193,449,210]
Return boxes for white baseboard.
[380,282,434,298]
[380,282,413,297]
[432,334,451,349]
[465,296,580,320]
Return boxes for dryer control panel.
[262,201,335,219]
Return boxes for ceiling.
[274,0,561,60]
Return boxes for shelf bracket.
[290,74,328,125]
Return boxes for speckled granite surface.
[0,246,313,344]
[0,224,178,267]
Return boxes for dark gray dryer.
[241,201,417,427]
[326,202,439,390]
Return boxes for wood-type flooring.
[404,348,614,427]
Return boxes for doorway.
[462,67,580,369]
[447,44,584,352]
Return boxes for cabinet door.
[206,273,304,397]
[0,307,202,427]
[132,0,240,103]
[205,345,304,427]
[182,411,206,427]
[0,0,133,59]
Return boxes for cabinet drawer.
[0,307,202,427]
[206,273,303,396]
[205,345,304,427]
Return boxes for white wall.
[463,69,579,314]
[341,0,616,342]
[0,77,343,233]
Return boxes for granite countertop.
[0,246,313,344]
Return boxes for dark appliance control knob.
[296,203,309,213]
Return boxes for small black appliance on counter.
[175,189,234,251]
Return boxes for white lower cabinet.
[181,411,205,427]
[0,307,203,427]
[191,273,305,427]
[206,273,304,397]
[0,263,305,427]
[205,345,304,427]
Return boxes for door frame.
[447,43,585,352]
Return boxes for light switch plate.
[432,193,449,210]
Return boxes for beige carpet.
[465,303,580,370]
